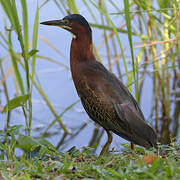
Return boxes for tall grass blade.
[89,0,130,82]
[42,100,79,136]
[124,0,138,99]
[21,0,29,54]
[32,2,39,83]
[67,0,79,14]
[0,32,25,95]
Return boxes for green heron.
[41,14,157,155]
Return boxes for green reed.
[0,0,38,135]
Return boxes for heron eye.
[63,19,69,24]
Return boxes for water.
[0,0,179,154]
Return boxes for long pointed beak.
[40,19,72,30]
[40,19,64,26]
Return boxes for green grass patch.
[0,139,179,179]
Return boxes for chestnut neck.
[70,34,95,76]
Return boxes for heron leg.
[100,130,112,156]
[131,142,136,151]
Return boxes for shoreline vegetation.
[0,140,180,179]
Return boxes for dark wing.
[76,60,157,148]
[79,61,145,119]
[113,103,157,148]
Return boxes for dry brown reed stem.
[111,35,122,78]
[147,16,160,134]
[40,36,67,60]
[0,60,11,128]
[97,23,127,50]
[137,39,176,66]
[111,45,128,67]
[99,0,111,71]
[97,14,136,50]
[0,66,13,87]
[134,38,176,49]
[88,128,100,147]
